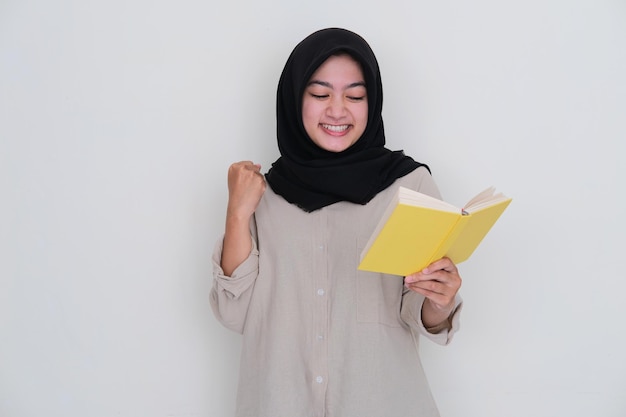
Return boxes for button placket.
[310,209,329,414]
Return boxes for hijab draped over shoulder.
[265,28,428,212]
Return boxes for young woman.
[211,27,462,417]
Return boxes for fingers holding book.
[404,257,462,325]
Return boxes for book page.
[398,187,460,213]
[463,187,510,213]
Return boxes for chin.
[322,143,351,153]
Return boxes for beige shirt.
[211,167,462,417]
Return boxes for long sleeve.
[209,234,260,334]
[400,290,463,346]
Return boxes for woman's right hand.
[227,161,267,220]
[221,161,266,276]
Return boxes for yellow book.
[358,186,512,276]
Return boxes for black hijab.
[265,28,427,212]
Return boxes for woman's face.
[302,54,368,153]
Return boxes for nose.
[326,96,347,119]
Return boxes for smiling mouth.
[321,124,350,133]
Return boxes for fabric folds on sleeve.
[400,291,463,346]
[210,235,260,334]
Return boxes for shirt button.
[317,289,325,296]
[315,376,324,384]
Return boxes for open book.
[358,186,512,276]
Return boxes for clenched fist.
[227,161,267,220]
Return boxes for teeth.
[322,124,349,132]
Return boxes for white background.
[1,0,625,416]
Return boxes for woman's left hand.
[404,258,462,325]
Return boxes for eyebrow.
[307,80,366,89]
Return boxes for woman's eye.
[347,96,365,101]
[309,93,329,99]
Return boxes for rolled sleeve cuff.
[402,292,463,346]
[212,235,259,299]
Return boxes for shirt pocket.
[356,237,404,327]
